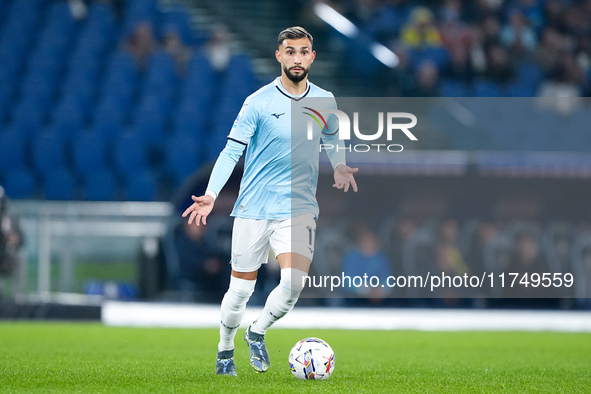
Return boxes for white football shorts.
[230,214,316,272]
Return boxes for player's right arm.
[182,100,257,226]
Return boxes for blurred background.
[0,0,590,317]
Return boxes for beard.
[283,65,309,83]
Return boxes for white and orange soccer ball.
[288,337,335,380]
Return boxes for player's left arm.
[322,95,359,192]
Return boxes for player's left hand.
[333,165,359,192]
[182,194,215,226]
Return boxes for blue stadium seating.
[86,2,117,38]
[145,50,178,88]
[35,32,71,59]
[96,90,134,122]
[32,132,67,179]
[123,170,158,201]
[72,132,109,178]
[91,108,126,140]
[160,4,195,44]
[113,132,150,179]
[48,114,85,141]
[514,62,545,93]
[136,92,172,119]
[186,53,217,95]
[130,107,167,146]
[11,100,45,138]
[408,47,450,71]
[123,0,160,36]
[105,51,139,85]
[43,168,77,200]
[473,79,505,98]
[3,169,36,199]
[165,132,202,185]
[0,131,26,175]
[172,103,207,137]
[45,2,76,33]
[54,93,93,122]
[440,79,472,97]
[26,49,63,82]
[0,87,10,121]
[20,74,55,112]
[83,168,117,201]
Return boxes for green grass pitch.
[0,322,589,393]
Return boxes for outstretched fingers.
[182,195,209,226]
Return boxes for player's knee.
[279,268,306,300]
[226,276,256,306]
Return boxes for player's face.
[276,38,315,83]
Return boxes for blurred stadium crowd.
[335,0,591,98]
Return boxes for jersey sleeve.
[205,139,246,199]
[205,98,258,199]
[227,98,258,145]
[321,96,346,169]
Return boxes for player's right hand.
[182,194,214,226]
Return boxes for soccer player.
[182,26,358,376]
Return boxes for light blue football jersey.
[223,77,344,220]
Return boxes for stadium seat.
[473,80,505,97]
[409,47,450,71]
[19,75,55,112]
[86,2,116,35]
[72,132,109,178]
[32,132,68,179]
[105,51,139,85]
[165,132,203,185]
[145,51,178,92]
[0,87,11,121]
[82,168,117,201]
[2,168,36,199]
[130,107,167,146]
[91,108,126,140]
[0,131,26,174]
[514,62,545,92]
[441,79,471,97]
[45,1,76,32]
[123,170,158,201]
[43,168,77,200]
[54,93,92,122]
[123,0,159,33]
[135,93,171,119]
[186,53,216,83]
[172,104,207,137]
[67,51,102,83]
[49,110,85,140]
[113,132,149,179]
[96,91,134,121]
[28,44,65,76]
[507,82,537,97]
[36,29,71,57]
[11,101,45,139]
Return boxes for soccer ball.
[288,337,335,380]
